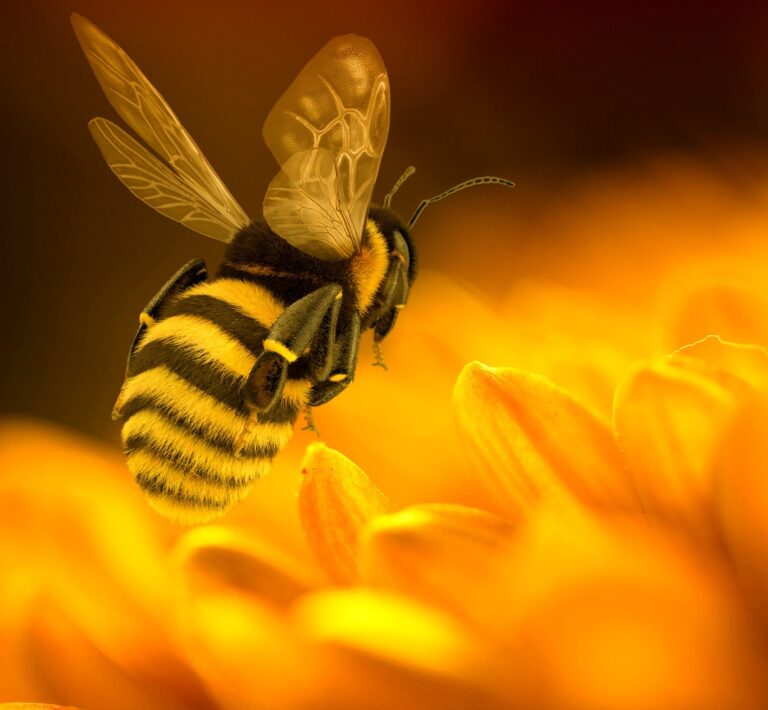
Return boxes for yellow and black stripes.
[115,208,415,524]
[118,277,310,524]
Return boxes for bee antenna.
[407,176,515,230]
[383,166,416,209]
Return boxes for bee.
[73,14,513,524]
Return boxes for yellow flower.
[5,161,768,708]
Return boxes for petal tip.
[454,361,499,399]
[301,441,332,474]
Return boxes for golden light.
[5,4,768,709]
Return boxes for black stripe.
[128,340,244,411]
[164,295,268,356]
[125,433,262,489]
[135,472,229,510]
[122,365,300,425]
[120,395,280,458]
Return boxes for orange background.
[3,0,768,446]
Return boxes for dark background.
[3,0,768,444]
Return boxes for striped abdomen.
[117,277,310,524]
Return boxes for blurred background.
[3,0,768,446]
[7,5,768,706]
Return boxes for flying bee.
[73,14,514,524]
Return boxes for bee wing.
[263,35,390,260]
[72,13,249,242]
[88,118,240,242]
[263,149,359,260]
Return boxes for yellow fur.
[283,377,312,405]
[350,220,389,314]
[120,268,343,524]
[122,410,272,481]
[121,367,295,451]
[180,278,285,327]
[144,495,232,525]
[127,449,258,503]
[136,314,256,378]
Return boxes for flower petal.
[495,505,768,709]
[298,442,390,584]
[669,335,768,394]
[616,337,768,537]
[291,588,481,674]
[169,526,319,610]
[501,279,656,417]
[614,357,740,534]
[715,396,768,617]
[179,580,505,709]
[672,282,768,349]
[4,593,213,710]
[454,362,637,516]
[172,582,304,708]
[359,503,517,620]
[0,419,210,709]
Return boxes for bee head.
[353,206,415,341]
[367,205,416,284]
[360,171,514,341]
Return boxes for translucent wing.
[89,118,240,242]
[263,35,390,260]
[72,13,249,242]
[263,149,358,260]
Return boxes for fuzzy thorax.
[350,219,390,315]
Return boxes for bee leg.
[369,250,408,371]
[371,306,400,371]
[245,351,288,410]
[113,258,207,420]
[372,339,388,371]
[308,312,361,407]
[301,406,321,438]
[246,284,343,411]
[307,287,343,383]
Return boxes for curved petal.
[614,362,737,535]
[359,503,517,621]
[289,588,510,706]
[671,282,768,349]
[498,506,768,709]
[169,525,319,610]
[298,443,390,584]
[614,338,768,537]
[715,396,768,618]
[0,419,211,709]
[453,362,638,517]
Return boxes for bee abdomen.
[121,405,270,521]
[120,395,280,456]
[117,278,309,523]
